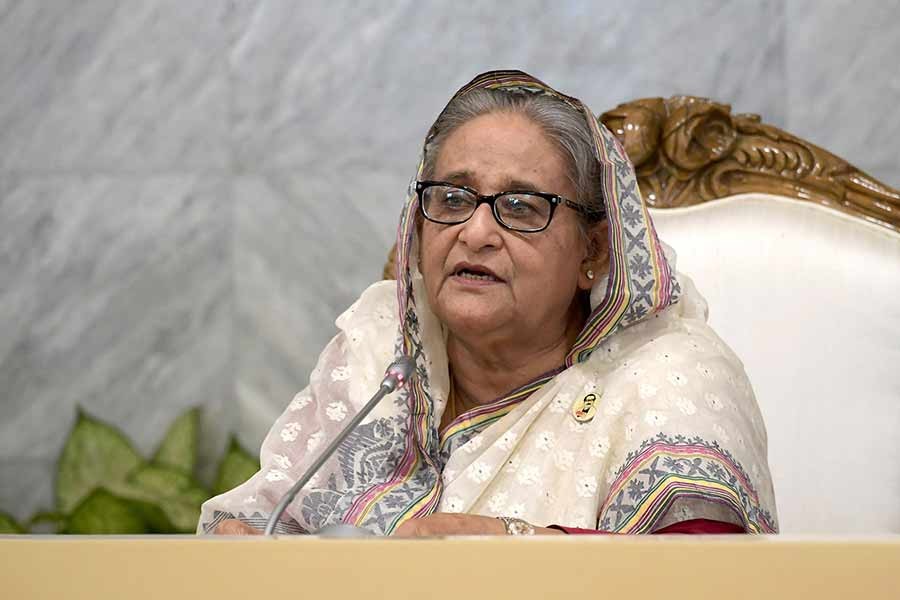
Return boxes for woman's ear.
[577,220,610,291]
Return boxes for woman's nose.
[458,203,502,250]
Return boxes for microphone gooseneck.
[381,355,415,392]
[263,356,415,536]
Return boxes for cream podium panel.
[651,194,900,534]
[3,536,900,600]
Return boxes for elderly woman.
[200,70,777,537]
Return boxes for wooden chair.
[383,97,900,534]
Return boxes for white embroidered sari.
[199,70,777,535]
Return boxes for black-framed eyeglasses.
[416,180,604,233]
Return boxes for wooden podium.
[4,535,900,599]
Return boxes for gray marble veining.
[0,1,231,171]
[230,0,787,174]
[0,175,232,517]
[785,0,900,182]
[233,169,401,444]
[0,459,55,523]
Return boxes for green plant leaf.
[104,481,176,533]
[154,497,202,533]
[123,464,209,533]
[128,464,195,496]
[56,410,145,514]
[153,407,200,475]
[0,512,25,534]
[64,488,149,534]
[128,497,179,533]
[182,486,209,506]
[212,437,259,496]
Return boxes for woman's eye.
[504,196,538,214]
[443,191,472,209]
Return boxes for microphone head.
[382,356,415,391]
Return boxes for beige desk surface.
[3,535,900,600]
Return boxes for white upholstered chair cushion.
[650,193,900,534]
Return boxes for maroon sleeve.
[547,519,746,535]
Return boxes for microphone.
[263,356,415,536]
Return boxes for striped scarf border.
[439,368,563,451]
[598,439,777,534]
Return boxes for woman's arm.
[391,514,744,536]
[392,513,565,536]
[548,519,745,535]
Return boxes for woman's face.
[419,111,595,345]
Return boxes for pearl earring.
[586,269,595,280]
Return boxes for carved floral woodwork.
[383,96,900,280]
[600,96,900,232]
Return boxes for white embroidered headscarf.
[199,70,777,535]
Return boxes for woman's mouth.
[450,263,503,285]
[455,269,500,282]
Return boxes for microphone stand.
[263,357,415,536]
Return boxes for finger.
[214,519,261,535]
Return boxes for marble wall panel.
[785,0,900,184]
[0,458,54,524]
[0,175,232,520]
[230,0,786,177]
[233,168,400,445]
[0,0,231,171]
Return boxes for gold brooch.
[572,392,600,423]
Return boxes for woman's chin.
[437,302,508,338]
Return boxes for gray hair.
[422,88,605,220]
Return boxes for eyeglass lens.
[421,185,552,231]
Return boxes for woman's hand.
[213,519,262,535]
[391,513,563,537]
